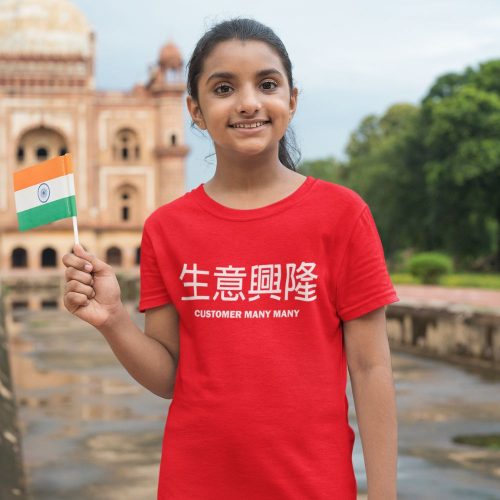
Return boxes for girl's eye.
[213,79,278,95]
[261,79,278,90]
[214,83,232,95]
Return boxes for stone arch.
[115,183,139,224]
[113,128,141,161]
[15,126,69,168]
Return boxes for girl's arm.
[62,244,178,400]
[97,303,179,399]
[343,306,398,500]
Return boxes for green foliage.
[390,272,423,285]
[408,252,454,284]
[440,272,500,289]
[343,59,500,273]
[297,156,347,184]
[342,102,427,256]
[453,433,500,450]
[390,272,500,289]
[392,248,417,273]
[420,69,500,267]
[302,58,500,277]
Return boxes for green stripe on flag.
[17,195,77,231]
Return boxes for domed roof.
[159,39,182,69]
[0,0,92,57]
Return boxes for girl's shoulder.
[311,177,368,216]
[144,186,199,227]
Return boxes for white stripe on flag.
[14,173,76,213]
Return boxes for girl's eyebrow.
[205,68,283,85]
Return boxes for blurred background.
[1,0,499,499]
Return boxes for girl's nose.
[236,87,262,114]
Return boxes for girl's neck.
[203,161,306,211]
[207,147,295,193]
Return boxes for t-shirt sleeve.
[336,204,400,322]
[138,219,172,313]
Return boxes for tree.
[343,103,426,258]
[421,61,500,269]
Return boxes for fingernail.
[84,263,92,271]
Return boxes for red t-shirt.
[139,175,399,500]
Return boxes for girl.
[62,17,399,500]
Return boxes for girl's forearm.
[349,364,398,500]
[96,305,177,399]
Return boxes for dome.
[159,39,182,69]
[0,0,92,57]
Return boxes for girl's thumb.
[74,243,103,271]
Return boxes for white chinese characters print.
[179,262,318,302]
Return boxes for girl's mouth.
[229,120,271,131]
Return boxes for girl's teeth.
[233,122,268,128]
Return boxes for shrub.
[408,251,453,284]
[393,247,416,273]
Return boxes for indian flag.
[13,153,77,232]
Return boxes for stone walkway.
[394,284,500,311]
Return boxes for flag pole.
[72,215,79,246]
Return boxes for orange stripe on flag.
[13,154,74,191]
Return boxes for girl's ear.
[289,87,298,120]
[186,95,206,130]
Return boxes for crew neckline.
[192,175,317,221]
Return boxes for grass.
[453,433,500,450]
[390,272,500,290]
[28,319,51,328]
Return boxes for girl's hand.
[62,243,123,328]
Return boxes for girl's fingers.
[63,252,93,272]
[66,291,90,306]
[65,266,93,285]
[66,280,94,299]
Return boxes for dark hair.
[186,17,301,171]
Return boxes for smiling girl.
[62,17,400,500]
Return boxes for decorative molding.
[0,102,6,210]
[11,110,72,140]
[99,166,155,211]
[77,110,88,210]
[0,54,88,62]
[155,144,189,158]
[98,110,153,152]
[2,106,74,211]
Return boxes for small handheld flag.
[12,153,80,245]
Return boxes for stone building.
[0,0,188,276]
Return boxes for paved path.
[394,284,500,310]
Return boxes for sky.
[73,0,500,190]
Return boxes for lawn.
[390,272,500,290]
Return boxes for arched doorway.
[16,127,68,167]
[106,247,122,266]
[41,248,57,267]
[11,247,28,268]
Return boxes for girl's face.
[187,39,298,158]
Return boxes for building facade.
[0,0,188,276]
